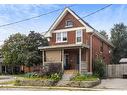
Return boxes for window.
[56,33,61,42]
[65,20,73,28]
[76,30,82,43]
[56,32,67,43]
[62,32,67,41]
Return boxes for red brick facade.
[48,9,112,69]
[54,12,84,30]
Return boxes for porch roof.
[38,43,89,50]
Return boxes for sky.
[0,4,127,45]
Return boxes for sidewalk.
[0,85,113,91]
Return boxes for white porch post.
[79,48,81,74]
[61,49,64,72]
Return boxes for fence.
[106,64,127,78]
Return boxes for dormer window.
[65,20,73,28]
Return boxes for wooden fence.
[106,64,127,78]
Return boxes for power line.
[82,4,112,18]
[0,5,75,28]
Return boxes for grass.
[70,74,98,81]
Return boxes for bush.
[50,73,61,81]
[93,57,106,78]
[45,63,62,75]
[22,63,63,79]
[24,72,39,78]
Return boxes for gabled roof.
[44,7,94,37]
[43,7,113,47]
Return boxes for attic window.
[65,20,73,28]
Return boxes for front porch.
[39,44,90,74]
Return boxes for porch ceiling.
[38,43,89,50]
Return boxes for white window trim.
[76,29,83,44]
[56,32,67,43]
[65,20,73,28]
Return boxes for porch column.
[79,48,81,74]
[61,49,64,72]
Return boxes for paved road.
[94,78,127,90]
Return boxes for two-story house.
[38,8,113,74]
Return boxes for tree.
[24,31,48,70]
[99,30,108,39]
[1,33,27,73]
[110,23,127,64]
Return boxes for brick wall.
[55,12,84,30]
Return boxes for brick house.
[38,8,113,74]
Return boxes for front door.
[64,54,69,70]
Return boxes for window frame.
[76,29,83,44]
[65,20,73,28]
[56,32,67,43]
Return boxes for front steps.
[57,70,78,87]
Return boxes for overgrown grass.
[70,74,98,81]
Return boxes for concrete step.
[57,70,78,86]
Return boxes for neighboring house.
[38,8,113,74]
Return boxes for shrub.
[50,73,61,81]
[24,72,39,78]
[45,63,62,75]
[93,57,106,78]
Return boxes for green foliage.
[50,73,61,81]
[93,57,105,78]
[1,31,49,70]
[99,30,108,39]
[24,31,48,67]
[24,72,40,78]
[110,23,127,64]
[71,74,98,81]
[2,33,27,65]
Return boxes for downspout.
[89,31,95,74]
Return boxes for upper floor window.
[76,30,82,43]
[65,20,73,28]
[56,32,67,43]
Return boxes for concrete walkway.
[94,78,127,90]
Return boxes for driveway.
[94,78,127,90]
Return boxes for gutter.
[89,31,95,74]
